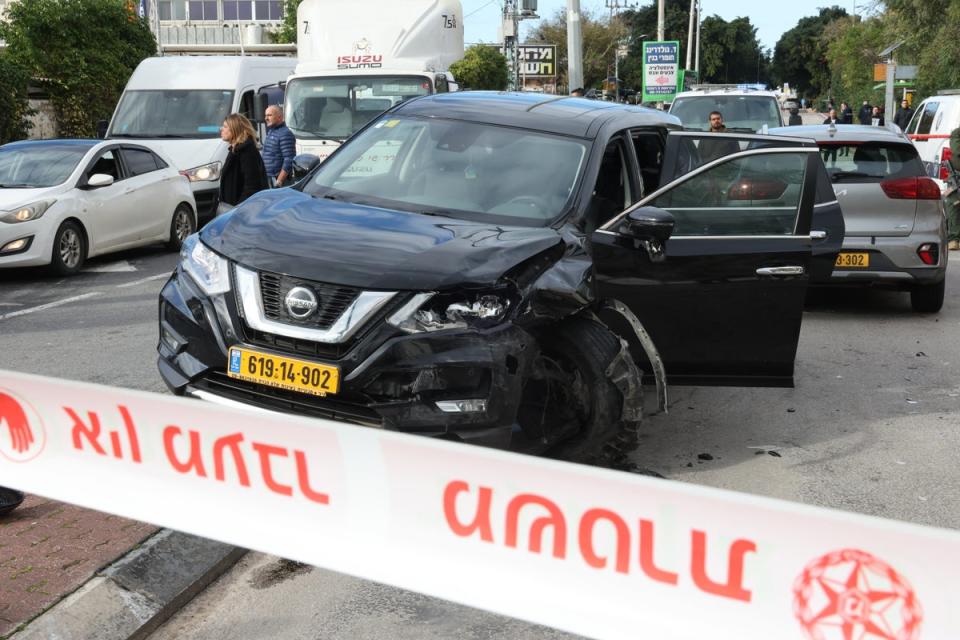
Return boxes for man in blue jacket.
[262,105,297,187]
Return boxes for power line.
[465,0,499,19]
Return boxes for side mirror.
[291,153,321,182]
[254,93,269,123]
[95,120,109,139]
[87,173,115,188]
[622,206,675,243]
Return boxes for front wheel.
[167,204,195,251]
[517,317,642,465]
[911,279,944,313]
[49,220,86,275]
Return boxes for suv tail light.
[917,243,939,265]
[880,177,941,200]
[940,146,953,182]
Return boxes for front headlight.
[179,161,222,183]
[0,200,55,224]
[388,291,511,334]
[181,234,230,295]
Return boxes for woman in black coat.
[218,113,269,214]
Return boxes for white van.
[106,56,296,223]
[903,91,960,190]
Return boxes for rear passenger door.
[117,146,170,241]
[592,138,827,387]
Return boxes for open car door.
[592,134,834,387]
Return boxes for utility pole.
[694,0,701,76]
[567,0,583,93]
[685,0,694,71]
[657,0,664,41]
[503,0,520,90]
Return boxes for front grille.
[196,371,383,426]
[259,271,360,330]
[243,327,351,360]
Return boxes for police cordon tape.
[0,369,957,639]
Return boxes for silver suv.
[669,88,784,132]
[770,124,948,312]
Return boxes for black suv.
[158,92,843,462]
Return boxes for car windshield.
[285,76,432,140]
[818,142,924,182]
[303,116,589,225]
[671,95,782,132]
[108,90,234,138]
[0,144,93,188]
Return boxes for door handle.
[756,266,805,276]
[810,230,827,240]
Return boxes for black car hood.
[201,190,563,290]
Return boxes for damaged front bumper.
[157,267,536,448]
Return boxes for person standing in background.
[858,100,873,124]
[218,113,269,215]
[893,99,914,131]
[262,105,297,188]
[840,101,853,124]
[871,106,885,126]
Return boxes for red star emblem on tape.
[793,549,922,640]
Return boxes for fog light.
[160,322,185,353]
[436,399,488,413]
[0,237,31,254]
[917,243,939,266]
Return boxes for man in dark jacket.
[858,100,873,125]
[262,105,297,187]
[893,100,914,130]
[839,101,853,124]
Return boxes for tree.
[0,54,32,143]
[822,15,887,108]
[619,0,691,91]
[526,8,625,91]
[449,45,509,90]
[276,0,303,44]
[697,16,768,84]
[0,0,156,138]
[771,7,848,100]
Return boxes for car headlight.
[0,200,54,224]
[179,161,222,183]
[388,291,511,333]
[181,234,230,295]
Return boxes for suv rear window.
[818,142,924,182]
[669,95,782,132]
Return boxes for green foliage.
[448,45,509,90]
[276,0,302,44]
[0,0,156,138]
[697,16,769,84]
[619,0,692,89]
[771,6,848,100]
[526,8,626,91]
[0,53,32,143]
[822,16,887,107]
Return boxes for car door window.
[88,150,120,181]
[916,102,939,135]
[648,151,808,236]
[120,148,160,177]
[586,137,634,232]
[630,129,664,196]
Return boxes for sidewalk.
[0,493,156,638]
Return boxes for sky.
[461,0,858,50]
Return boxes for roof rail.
[936,89,960,96]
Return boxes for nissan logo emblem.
[284,286,318,319]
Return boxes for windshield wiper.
[831,171,884,181]
[0,183,34,188]
[110,133,197,139]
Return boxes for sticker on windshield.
[383,119,401,128]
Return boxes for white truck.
[106,56,296,222]
[285,0,464,160]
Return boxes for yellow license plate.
[835,252,870,268]
[227,347,339,397]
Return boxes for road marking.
[116,273,170,289]
[0,303,23,307]
[0,292,102,321]
[87,260,137,273]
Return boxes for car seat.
[317,98,353,136]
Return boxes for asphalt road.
[1,242,958,638]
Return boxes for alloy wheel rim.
[175,211,192,242]
[60,229,81,268]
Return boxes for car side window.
[88,150,120,181]
[916,102,939,135]
[649,151,808,237]
[121,148,160,177]
[630,129,663,196]
[585,138,633,232]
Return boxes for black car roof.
[393,91,681,139]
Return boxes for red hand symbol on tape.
[0,392,34,455]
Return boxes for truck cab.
[285,0,463,162]
[106,55,296,222]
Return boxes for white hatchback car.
[0,139,197,274]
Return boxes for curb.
[10,530,245,640]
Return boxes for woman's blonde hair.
[222,113,256,145]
